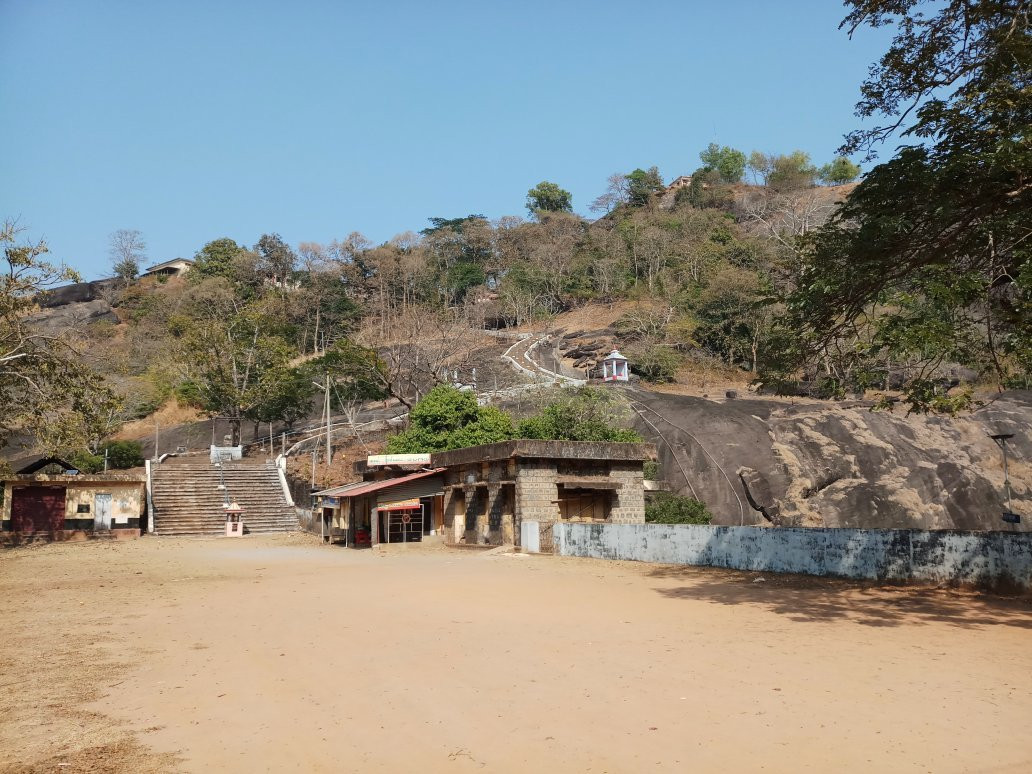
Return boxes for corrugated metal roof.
[313,468,445,498]
[375,475,444,505]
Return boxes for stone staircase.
[150,457,297,536]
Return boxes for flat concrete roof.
[4,473,147,485]
[431,440,655,467]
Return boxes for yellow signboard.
[377,498,421,511]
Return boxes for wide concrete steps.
[151,459,297,536]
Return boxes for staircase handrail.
[216,458,232,508]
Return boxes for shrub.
[516,387,643,442]
[645,492,713,524]
[386,386,515,453]
[101,440,145,469]
[626,344,682,382]
[174,380,204,408]
[69,451,104,474]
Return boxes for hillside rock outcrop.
[628,387,1031,531]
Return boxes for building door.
[11,486,66,534]
[94,493,112,530]
[384,508,423,543]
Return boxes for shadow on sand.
[646,565,1032,630]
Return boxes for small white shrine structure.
[601,350,629,382]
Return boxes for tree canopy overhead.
[774,0,1032,409]
[2,221,119,461]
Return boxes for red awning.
[313,468,445,499]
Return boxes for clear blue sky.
[1,0,890,280]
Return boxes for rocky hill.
[624,385,1030,531]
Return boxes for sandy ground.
[1,534,1031,773]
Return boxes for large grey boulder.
[627,386,1031,531]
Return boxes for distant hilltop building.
[142,258,193,278]
[667,175,693,191]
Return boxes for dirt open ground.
[1,535,1030,773]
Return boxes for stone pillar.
[369,499,379,546]
[463,484,477,543]
[500,484,515,545]
[442,487,458,543]
[485,483,502,545]
[516,460,560,551]
[609,463,646,524]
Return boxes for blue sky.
[1,1,891,280]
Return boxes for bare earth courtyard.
[1,535,1030,773]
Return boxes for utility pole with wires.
[309,372,336,472]
[325,372,332,466]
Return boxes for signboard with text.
[367,453,431,467]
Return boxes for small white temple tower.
[601,349,629,382]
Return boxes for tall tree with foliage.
[526,181,573,215]
[818,156,861,184]
[749,151,818,189]
[775,0,1032,408]
[699,144,747,183]
[169,294,295,445]
[255,233,297,286]
[421,215,493,303]
[626,167,665,206]
[192,237,247,279]
[1,221,120,460]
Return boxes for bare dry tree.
[108,228,147,284]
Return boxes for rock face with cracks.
[627,387,1031,530]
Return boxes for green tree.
[421,215,493,303]
[678,167,735,210]
[694,266,771,372]
[255,233,297,285]
[169,300,294,446]
[526,181,573,215]
[315,339,388,408]
[516,387,643,442]
[748,151,817,189]
[385,385,515,453]
[818,156,861,184]
[1,221,120,460]
[644,492,713,524]
[102,440,145,469]
[625,343,683,382]
[699,144,747,183]
[775,0,1032,409]
[626,167,665,206]
[245,365,315,434]
[192,238,245,279]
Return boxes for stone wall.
[550,522,1032,592]
[609,463,645,524]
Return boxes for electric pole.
[325,372,332,466]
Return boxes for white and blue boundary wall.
[528,522,1032,592]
